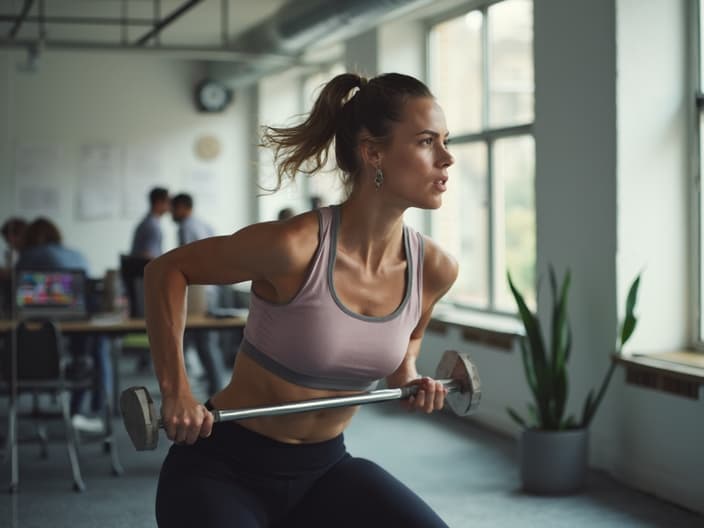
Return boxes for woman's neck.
[337,192,406,271]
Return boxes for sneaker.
[71,414,104,434]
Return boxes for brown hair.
[23,217,62,249]
[261,72,433,193]
[1,217,27,239]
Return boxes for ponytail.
[261,73,365,192]
[261,72,433,193]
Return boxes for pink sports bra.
[241,205,424,391]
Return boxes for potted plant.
[506,266,640,494]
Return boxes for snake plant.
[507,266,641,430]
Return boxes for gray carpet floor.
[0,361,702,528]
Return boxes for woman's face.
[379,96,454,210]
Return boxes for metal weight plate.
[435,350,482,416]
[120,386,159,451]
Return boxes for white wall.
[533,0,619,440]
[1,51,254,277]
[616,0,691,351]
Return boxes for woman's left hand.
[401,377,447,414]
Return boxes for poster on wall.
[124,145,164,219]
[14,143,62,216]
[76,143,122,220]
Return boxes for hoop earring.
[374,168,384,189]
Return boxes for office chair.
[0,320,122,492]
[119,254,152,372]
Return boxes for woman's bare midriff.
[209,349,362,444]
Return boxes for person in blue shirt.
[130,187,170,259]
[17,217,111,433]
[170,193,226,395]
[171,193,214,245]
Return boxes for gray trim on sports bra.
[240,339,380,391]
[327,205,413,323]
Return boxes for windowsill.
[428,305,523,351]
[615,350,704,399]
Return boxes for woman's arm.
[145,214,318,444]
[386,236,458,413]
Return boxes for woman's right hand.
[160,392,214,445]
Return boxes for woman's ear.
[359,136,384,170]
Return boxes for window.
[428,0,535,312]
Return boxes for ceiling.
[0,1,288,54]
[0,0,445,85]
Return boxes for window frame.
[693,0,703,349]
[424,0,535,315]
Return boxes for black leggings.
[155,405,448,528]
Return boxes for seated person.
[1,217,27,278]
[17,217,111,433]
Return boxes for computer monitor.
[14,268,88,321]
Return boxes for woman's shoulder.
[419,235,458,297]
[279,209,321,249]
[244,209,321,271]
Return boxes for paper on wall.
[76,143,122,220]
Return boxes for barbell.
[120,350,481,451]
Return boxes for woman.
[150,72,456,527]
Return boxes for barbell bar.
[120,350,481,451]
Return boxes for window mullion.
[696,0,703,346]
[481,6,495,309]
[487,138,496,310]
[481,6,490,130]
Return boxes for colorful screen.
[16,270,85,310]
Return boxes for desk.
[0,313,246,335]
[0,314,247,413]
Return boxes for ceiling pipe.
[211,0,432,88]
[0,39,294,63]
[0,14,155,26]
[8,0,34,39]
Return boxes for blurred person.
[130,187,170,259]
[310,195,323,209]
[1,217,27,272]
[17,217,112,433]
[171,193,214,246]
[277,207,296,221]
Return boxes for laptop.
[14,268,89,321]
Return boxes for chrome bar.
[157,379,462,427]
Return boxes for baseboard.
[454,408,704,516]
[592,442,704,516]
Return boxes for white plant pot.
[520,428,588,494]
